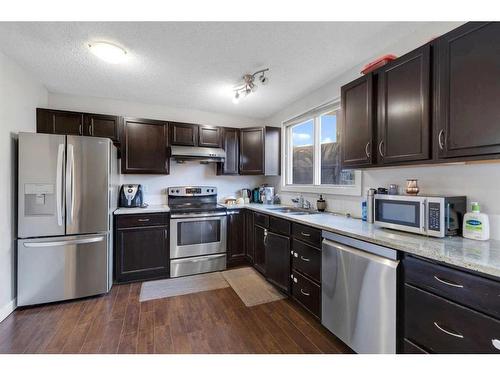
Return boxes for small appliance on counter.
[119,184,145,208]
[374,194,466,238]
[252,187,261,203]
[241,188,252,204]
[261,186,275,205]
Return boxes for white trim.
[281,170,362,196]
[0,298,16,323]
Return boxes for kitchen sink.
[267,207,320,215]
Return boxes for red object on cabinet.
[361,54,397,75]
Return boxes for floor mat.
[221,267,286,307]
[139,272,229,302]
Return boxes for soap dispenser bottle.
[317,195,326,212]
[463,202,490,241]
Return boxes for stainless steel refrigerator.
[17,132,118,306]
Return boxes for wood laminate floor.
[0,283,352,354]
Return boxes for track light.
[231,68,269,103]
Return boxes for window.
[283,104,361,196]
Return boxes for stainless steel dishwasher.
[321,231,399,354]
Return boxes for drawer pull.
[300,289,310,296]
[433,322,464,339]
[300,232,311,237]
[300,256,310,262]
[434,276,464,288]
[492,339,500,351]
[137,218,150,222]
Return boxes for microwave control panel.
[428,202,441,231]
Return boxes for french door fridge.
[17,132,117,306]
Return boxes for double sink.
[268,207,321,216]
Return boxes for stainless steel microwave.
[374,195,466,238]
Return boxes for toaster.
[119,184,144,208]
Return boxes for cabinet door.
[170,122,198,146]
[227,211,246,266]
[436,22,500,159]
[37,108,83,135]
[115,226,169,283]
[121,117,169,174]
[240,127,264,175]
[83,113,120,142]
[199,125,222,148]
[265,231,291,294]
[217,128,239,175]
[254,224,266,275]
[340,74,374,168]
[245,210,254,263]
[378,45,431,164]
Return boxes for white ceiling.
[0,22,455,119]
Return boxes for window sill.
[281,171,362,196]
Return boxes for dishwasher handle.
[322,239,399,268]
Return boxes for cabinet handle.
[434,276,463,288]
[300,256,310,262]
[378,140,384,157]
[438,129,445,150]
[492,339,500,351]
[89,124,93,136]
[365,141,370,158]
[433,322,464,339]
[79,123,83,135]
[300,289,310,296]
[137,218,150,222]
[300,231,310,237]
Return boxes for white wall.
[264,21,500,240]
[48,93,267,203]
[0,51,48,322]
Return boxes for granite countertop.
[224,203,500,279]
[114,204,170,215]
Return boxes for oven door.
[374,195,426,235]
[170,212,227,259]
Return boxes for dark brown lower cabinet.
[226,210,247,267]
[245,209,254,264]
[115,215,169,283]
[265,231,291,294]
[291,271,321,319]
[254,224,266,274]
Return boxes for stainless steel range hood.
[169,145,226,163]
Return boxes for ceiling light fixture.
[88,41,127,64]
[232,68,269,104]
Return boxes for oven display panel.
[186,188,202,194]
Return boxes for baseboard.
[0,298,17,323]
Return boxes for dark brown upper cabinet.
[340,74,375,168]
[170,122,198,146]
[37,108,83,136]
[198,125,222,148]
[377,45,431,164]
[121,117,169,174]
[83,113,121,143]
[217,127,239,175]
[435,22,500,159]
[240,126,281,176]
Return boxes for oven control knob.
[176,189,179,193]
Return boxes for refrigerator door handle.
[56,143,65,226]
[23,236,105,248]
[66,143,75,224]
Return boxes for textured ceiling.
[0,22,456,119]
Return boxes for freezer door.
[18,133,66,238]
[66,136,110,235]
[17,234,109,306]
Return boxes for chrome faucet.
[291,194,312,209]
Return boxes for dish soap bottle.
[463,202,490,241]
[317,195,326,212]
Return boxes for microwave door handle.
[421,200,427,233]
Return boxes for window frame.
[281,103,362,196]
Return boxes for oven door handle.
[170,212,227,219]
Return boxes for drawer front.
[403,339,429,354]
[116,213,166,228]
[404,256,500,319]
[405,285,500,353]
[170,254,226,278]
[269,216,291,236]
[292,223,321,248]
[291,271,321,318]
[291,239,321,283]
[254,212,269,228]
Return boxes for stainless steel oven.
[168,186,227,278]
